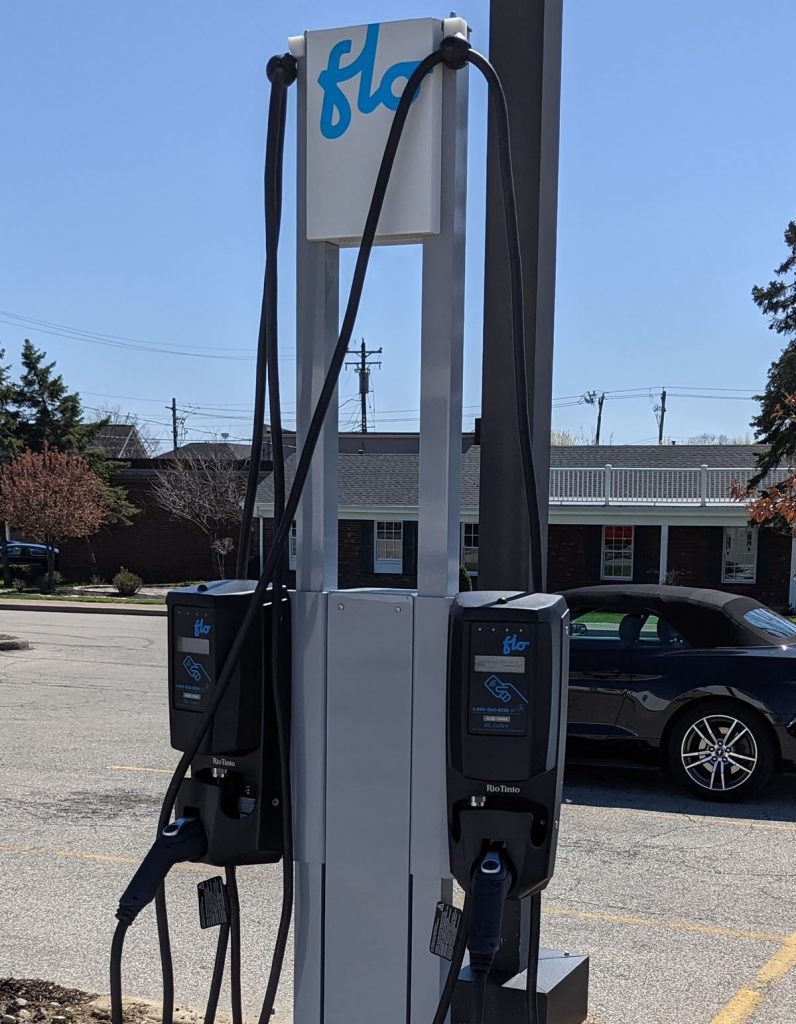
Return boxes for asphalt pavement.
[1,609,794,1024]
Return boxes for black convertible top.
[560,584,793,648]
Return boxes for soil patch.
[0,980,234,1024]
[0,635,29,651]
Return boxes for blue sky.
[1,1,794,449]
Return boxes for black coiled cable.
[427,35,546,1024]
[114,38,449,1024]
[112,29,545,1024]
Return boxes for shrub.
[39,570,64,594]
[113,567,143,597]
[89,573,104,586]
[12,577,26,593]
[459,565,473,592]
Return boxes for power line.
[0,310,297,362]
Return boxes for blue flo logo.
[193,617,212,639]
[318,23,421,140]
[502,633,529,656]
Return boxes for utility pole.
[169,398,178,452]
[584,391,605,444]
[655,388,667,444]
[345,340,382,433]
[166,398,188,453]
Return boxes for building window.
[375,521,403,573]
[723,527,757,583]
[601,526,634,580]
[461,522,479,575]
[288,521,297,570]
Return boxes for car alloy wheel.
[679,713,758,793]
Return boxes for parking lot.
[0,609,794,1023]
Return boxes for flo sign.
[317,23,421,141]
[303,18,445,246]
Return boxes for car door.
[568,612,638,739]
[614,613,690,741]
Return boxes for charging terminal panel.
[167,581,289,866]
[447,592,568,898]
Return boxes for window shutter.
[402,521,418,575]
[360,520,375,573]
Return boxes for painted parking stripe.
[0,843,206,873]
[109,764,173,774]
[0,841,784,949]
[708,932,796,1024]
[544,905,786,945]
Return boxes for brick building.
[56,440,272,583]
[255,440,796,611]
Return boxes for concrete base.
[452,948,589,1024]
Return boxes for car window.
[571,612,636,643]
[743,607,796,640]
[637,614,688,648]
[572,612,687,647]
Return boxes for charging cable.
[468,850,513,1024]
[113,24,544,1024]
[110,818,206,1024]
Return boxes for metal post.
[410,58,468,1024]
[476,0,564,990]
[659,523,669,584]
[478,0,563,592]
[292,46,340,1024]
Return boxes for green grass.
[0,590,164,605]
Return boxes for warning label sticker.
[197,876,228,929]
[429,902,462,961]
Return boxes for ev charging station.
[112,9,589,1024]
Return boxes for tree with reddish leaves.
[0,446,108,590]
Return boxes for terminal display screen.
[468,623,530,737]
[178,636,210,655]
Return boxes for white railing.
[549,465,771,506]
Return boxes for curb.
[0,600,167,616]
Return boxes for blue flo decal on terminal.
[317,23,422,140]
[502,633,529,656]
[182,655,211,684]
[193,617,212,638]
[483,674,528,706]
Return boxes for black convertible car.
[561,585,796,801]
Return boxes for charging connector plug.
[467,849,513,1024]
[116,817,207,925]
[468,848,513,971]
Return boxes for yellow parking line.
[563,801,796,835]
[109,764,173,775]
[545,905,786,944]
[709,932,796,1024]
[0,843,206,873]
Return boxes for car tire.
[667,700,776,802]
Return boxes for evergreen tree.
[11,339,104,453]
[0,348,17,460]
[750,222,796,481]
[7,339,138,534]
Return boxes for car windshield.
[743,607,796,640]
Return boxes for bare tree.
[93,404,161,456]
[687,433,755,445]
[152,444,247,577]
